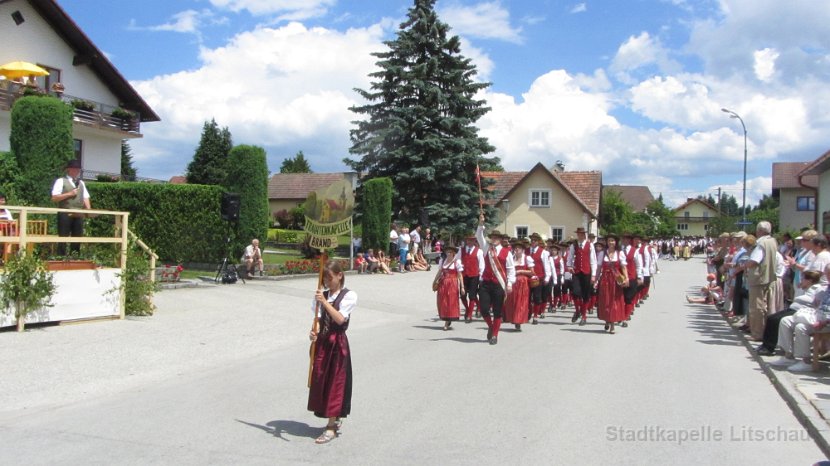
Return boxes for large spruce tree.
[345,0,500,233]
[186,119,233,185]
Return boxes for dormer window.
[529,189,550,208]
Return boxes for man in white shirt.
[566,227,597,325]
[411,225,422,256]
[389,224,399,257]
[51,159,90,256]
[241,238,264,276]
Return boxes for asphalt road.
[0,257,825,465]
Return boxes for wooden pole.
[307,250,328,388]
[476,163,484,216]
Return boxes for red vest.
[461,246,480,278]
[482,246,508,284]
[573,240,592,275]
[625,245,637,278]
[530,247,545,279]
[553,256,562,274]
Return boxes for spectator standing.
[423,228,433,254]
[397,227,411,273]
[744,221,779,341]
[411,225,422,256]
[389,224,399,258]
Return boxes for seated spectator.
[366,249,379,273]
[770,264,830,372]
[411,249,431,271]
[686,273,722,304]
[376,250,394,274]
[355,253,367,273]
[241,239,264,277]
[756,270,822,356]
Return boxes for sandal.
[315,428,337,444]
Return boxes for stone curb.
[721,309,830,457]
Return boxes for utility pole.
[717,187,722,216]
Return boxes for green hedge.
[9,96,74,206]
[361,177,392,252]
[0,151,19,202]
[224,145,269,257]
[86,182,229,263]
[267,228,302,243]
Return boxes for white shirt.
[0,208,11,220]
[463,244,485,274]
[389,229,398,242]
[411,230,421,244]
[242,244,261,260]
[599,250,628,270]
[808,250,830,285]
[566,239,598,277]
[530,246,552,283]
[312,288,357,320]
[439,255,463,273]
[624,244,644,279]
[398,233,411,248]
[51,176,90,199]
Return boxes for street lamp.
[721,108,748,231]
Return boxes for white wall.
[0,1,127,171]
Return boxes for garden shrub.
[361,177,392,252]
[223,145,269,257]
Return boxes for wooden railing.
[0,205,130,318]
[0,87,141,134]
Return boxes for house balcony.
[0,85,142,136]
[675,216,717,222]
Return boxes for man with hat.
[621,233,643,325]
[637,235,653,307]
[566,226,597,325]
[51,159,91,256]
[528,232,552,324]
[547,240,564,312]
[460,232,484,323]
[476,213,516,345]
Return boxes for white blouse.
[311,288,357,320]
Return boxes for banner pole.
[308,249,328,388]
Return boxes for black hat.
[66,159,82,169]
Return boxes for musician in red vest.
[476,213,516,345]
[528,232,552,324]
[621,233,644,326]
[566,227,597,325]
[461,233,485,323]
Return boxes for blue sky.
[57,0,830,208]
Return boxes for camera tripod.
[215,231,245,284]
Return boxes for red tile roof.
[168,176,186,184]
[481,164,601,216]
[672,198,718,213]
[603,185,655,212]
[773,162,817,189]
[800,148,830,177]
[268,173,347,200]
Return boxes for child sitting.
[686,273,722,304]
[355,253,367,273]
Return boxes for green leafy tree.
[9,96,74,206]
[362,177,393,252]
[280,150,313,173]
[224,145,270,257]
[0,252,56,332]
[186,119,233,185]
[642,197,677,237]
[599,189,635,235]
[121,140,137,181]
[345,0,501,232]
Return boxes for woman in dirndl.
[308,260,357,444]
[504,239,534,331]
[597,234,628,334]
[435,244,464,330]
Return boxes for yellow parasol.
[0,61,49,80]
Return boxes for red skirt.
[598,265,626,323]
[307,330,352,418]
[504,275,530,324]
[437,270,461,320]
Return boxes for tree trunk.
[15,301,24,332]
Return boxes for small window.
[797,196,816,212]
[703,211,709,219]
[72,139,83,167]
[678,223,689,231]
[550,227,564,242]
[34,64,61,91]
[684,211,690,219]
[515,226,528,239]
[529,189,550,208]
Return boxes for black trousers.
[543,280,553,302]
[571,272,591,302]
[478,280,505,319]
[623,279,640,304]
[57,212,84,256]
[463,276,479,302]
[761,309,796,351]
[531,283,544,304]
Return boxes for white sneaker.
[788,361,814,372]
[768,357,797,367]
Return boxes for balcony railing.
[0,85,141,135]
[676,216,716,221]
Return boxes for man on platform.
[476,213,516,345]
[51,159,90,256]
[461,233,484,323]
[566,227,597,326]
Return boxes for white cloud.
[706,176,772,211]
[610,32,681,83]
[569,3,587,14]
[439,2,523,44]
[753,47,778,82]
[208,0,336,19]
[130,21,389,177]
[129,9,228,38]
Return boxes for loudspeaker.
[221,193,241,221]
[12,11,24,26]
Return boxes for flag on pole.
[475,163,483,214]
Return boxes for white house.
[0,0,159,179]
